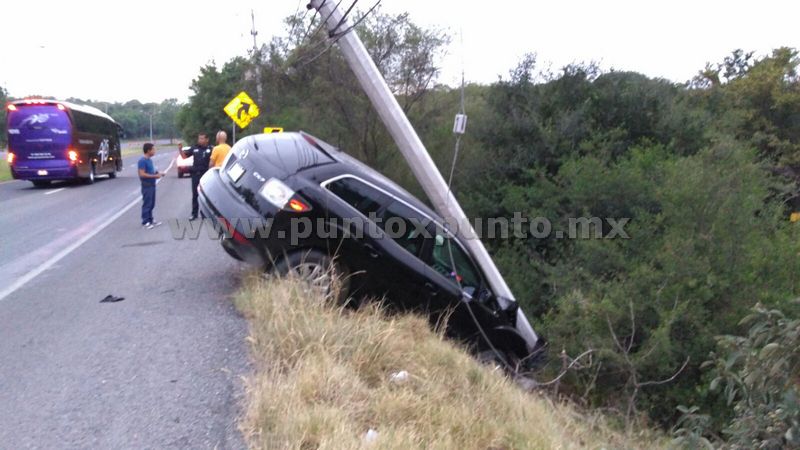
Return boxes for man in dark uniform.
[184,132,212,220]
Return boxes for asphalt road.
[0,152,250,449]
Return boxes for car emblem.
[239,147,250,160]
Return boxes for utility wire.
[288,0,310,41]
[292,0,381,69]
[441,30,519,374]
[301,0,344,46]
[300,0,325,44]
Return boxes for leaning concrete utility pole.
[308,0,539,348]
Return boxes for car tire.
[178,171,183,179]
[108,166,117,179]
[31,180,51,188]
[273,249,351,305]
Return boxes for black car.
[198,132,543,367]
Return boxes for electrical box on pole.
[308,0,539,350]
[453,114,468,135]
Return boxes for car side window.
[376,201,427,257]
[427,228,481,291]
[325,177,384,216]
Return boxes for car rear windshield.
[247,135,335,175]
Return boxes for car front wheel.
[273,249,351,305]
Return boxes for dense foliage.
[177,8,800,444]
[70,98,181,140]
[0,86,7,147]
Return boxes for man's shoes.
[145,222,154,229]
[151,221,163,227]
[189,215,198,221]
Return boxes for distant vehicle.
[198,131,544,368]
[5,99,123,186]
[176,144,194,178]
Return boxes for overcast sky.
[1,0,797,103]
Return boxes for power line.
[292,0,381,69]
[287,0,307,39]
[441,29,521,374]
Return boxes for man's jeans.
[141,184,156,225]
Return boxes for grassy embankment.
[234,274,666,449]
[0,160,10,182]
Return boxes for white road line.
[0,157,175,302]
[44,188,65,195]
[0,195,141,302]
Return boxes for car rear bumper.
[198,168,269,267]
[11,164,77,180]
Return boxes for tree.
[176,57,250,142]
[675,301,800,449]
[0,86,7,148]
[244,6,448,173]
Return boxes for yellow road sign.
[263,127,283,133]
[224,91,260,128]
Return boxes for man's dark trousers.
[141,185,155,225]
[191,171,204,217]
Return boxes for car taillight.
[288,198,311,212]
[6,152,15,164]
[68,149,78,163]
[56,104,66,111]
[7,104,17,111]
[218,217,250,245]
[259,178,294,208]
[258,178,312,212]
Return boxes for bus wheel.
[31,180,51,188]
[86,164,96,184]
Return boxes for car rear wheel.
[108,166,117,179]
[85,164,96,184]
[273,249,351,304]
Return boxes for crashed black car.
[198,132,543,367]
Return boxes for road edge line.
[0,157,175,302]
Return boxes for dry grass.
[235,274,666,450]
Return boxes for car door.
[370,199,434,311]
[321,176,392,298]
[418,226,501,342]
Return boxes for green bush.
[674,301,800,449]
